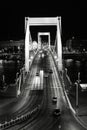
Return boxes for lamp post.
[75,82,79,108]
[75,72,81,111]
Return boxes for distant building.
[66,39,72,52]
[0,40,24,49]
[66,38,87,52]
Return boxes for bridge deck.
[0,49,86,130]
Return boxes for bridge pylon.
[57,17,62,71]
[25,17,62,72]
[25,19,30,72]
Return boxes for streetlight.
[75,72,81,111]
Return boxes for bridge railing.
[0,49,45,129]
[51,49,72,89]
[50,49,76,114]
[0,105,40,130]
[15,49,39,97]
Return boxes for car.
[79,83,87,92]
[52,97,57,103]
[36,72,39,76]
[44,73,48,78]
[49,69,53,73]
[53,108,61,117]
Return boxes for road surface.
[0,49,87,130]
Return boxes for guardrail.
[0,88,46,130]
[15,66,27,96]
[0,49,44,129]
[15,50,39,97]
[50,49,76,112]
[0,105,40,129]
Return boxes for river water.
[0,60,23,89]
[64,58,87,84]
[0,57,87,88]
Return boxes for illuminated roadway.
[0,49,87,130]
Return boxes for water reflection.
[64,59,73,67]
[64,59,87,83]
[0,60,23,90]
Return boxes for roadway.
[0,51,43,126]
[24,50,86,130]
[0,49,87,130]
[49,51,87,130]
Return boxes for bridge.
[0,17,87,130]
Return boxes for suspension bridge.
[0,17,87,130]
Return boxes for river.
[64,58,87,84]
[0,57,87,89]
[0,60,23,89]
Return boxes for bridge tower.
[57,17,62,71]
[25,17,62,72]
[38,32,50,49]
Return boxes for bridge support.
[38,32,50,49]
[25,17,62,72]
[25,20,30,72]
[57,17,62,71]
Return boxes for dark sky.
[0,1,86,44]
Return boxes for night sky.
[0,2,86,44]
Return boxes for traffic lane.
[48,52,87,130]
[49,81,86,130]
[24,52,87,130]
[4,53,45,129]
[0,78,43,123]
[7,75,46,129]
[17,54,61,130]
[16,72,48,129]
[54,74,87,130]
[0,74,40,123]
[22,77,59,130]
[53,88,86,130]
[6,90,44,130]
[5,76,44,129]
[14,58,56,130]
[0,67,37,114]
[0,54,41,122]
[60,108,86,130]
[26,60,62,130]
[56,87,87,130]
